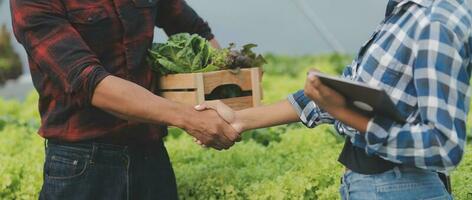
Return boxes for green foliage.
[235,43,267,68]
[0,25,22,84]
[167,126,344,200]
[148,33,265,75]
[149,33,216,75]
[0,92,42,200]
[452,150,472,199]
[467,101,472,142]
[0,125,44,200]
[263,53,351,78]
[1,54,472,200]
[241,123,308,147]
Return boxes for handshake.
[180,100,244,151]
[177,69,351,150]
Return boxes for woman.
[195,0,472,199]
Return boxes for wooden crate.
[157,68,262,110]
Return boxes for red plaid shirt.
[11,0,214,144]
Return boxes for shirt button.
[87,17,93,22]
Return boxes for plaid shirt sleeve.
[360,22,469,172]
[11,0,110,107]
[288,66,355,131]
[156,0,214,40]
[288,90,335,128]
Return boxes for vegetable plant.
[148,33,266,75]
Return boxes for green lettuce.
[149,33,217,75]
[149,33,266,75]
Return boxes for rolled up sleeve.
[288,90,335,128]
[11,0,110,107]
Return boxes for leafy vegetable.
[148,33,217,75]
[149,33,266,75]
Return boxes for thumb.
[194,102,215,111]
[196,101,222,111]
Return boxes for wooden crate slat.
[161,91,199,105]
[195,73,205,104]
[220,96,254,111]
[158,73,199,90]
[251,68,262,107]
[158,68,262,110]
[202,69,253,94]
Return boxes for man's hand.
[91,76,240,150]
[194,101,244,133]
[182,108,240,150]
[193,100,244,147]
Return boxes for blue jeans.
[39,140,178,200]
[340,167,452,200]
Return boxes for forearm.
[91,75,192,127]
[234,100,299,131]
[326,107,370,133]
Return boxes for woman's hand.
[304,69,347,112]
[194,100,244,133]
[194,100,244,147]
[193,99,302,147]
[304,69,370,133]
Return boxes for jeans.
[340,167,452,200]
[39,140,178,200]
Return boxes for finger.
[193,130,227,151]
[197,140,208,148]
[203,102,235,124]
[306,68,320,77]
[213,130,235,150]
[305,80,321,98]
[210,143,226,151]
[195,132,225,150]
[205,135,231,150]
[196,139,203,145]
[216,135,234,150]
[233,132,242,142]
[194,103,208,111]
[309,76,322,89]
[317,83,333,98]
[305,87,321,103]
[220,122,241,144]
[204,100,222,111]
[195,101,221,111]
[203,141,222,150]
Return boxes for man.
[197,0,471,199]
[10,0,239,199]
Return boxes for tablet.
[310,72,406,123]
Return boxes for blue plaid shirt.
[289,0,472,172]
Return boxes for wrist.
[160,102,194,129]
[232,111,247,133]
